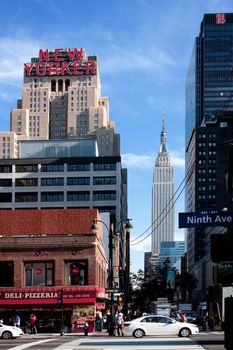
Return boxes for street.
[0,331,224,350]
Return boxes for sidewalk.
[23,328,110,338]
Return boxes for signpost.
[105,288,119,294]
[179,211,233,228]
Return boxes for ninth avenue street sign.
[179,211,233,228]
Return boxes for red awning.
[0,298,96,305]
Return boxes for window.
[67,164,90,171]
[65,261,87,285]
[15,192,38,202]
[41,164,64,172]
[15,178,38,186]
[93,177,116,185]
[0,179,12,187]
[41,178,64,186]
[0,262,13,287]
[15,165,38,173]
[67,191,90,201]
[0,165,12,173]
[25,262,54,286]
[41,192,64,202]
[93,191,116,201]
[93,163,116,171]
[67,177,90,185]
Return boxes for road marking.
[53,337,205,349]
[5,338,56,350]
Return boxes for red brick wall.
[0,208,102,236]
[0,208,107,288]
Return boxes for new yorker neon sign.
[24,48,97,77]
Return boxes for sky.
[0,0,232,273]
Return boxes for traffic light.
[57,289,63,308]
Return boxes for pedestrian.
[181,313,187,322]
[203,311,209,331]
[30,313,37,334]
[15,315,21,327]
[177,310,183,322]
[116,312,124,336]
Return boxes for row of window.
[0,261,87,287]
[0,163,117,173]
[0,177,116,187]
[0,191,117,203]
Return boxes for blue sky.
[0,0,232,273]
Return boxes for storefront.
[0,286,107,333]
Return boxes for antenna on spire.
[159,113,167,153]
[162,113,165,132]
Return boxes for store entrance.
[0,308,72,334]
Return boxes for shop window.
[0,262,14,286]
[25,262,54,286]
[66,261,87,286]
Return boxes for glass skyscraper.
[185,13,233,296]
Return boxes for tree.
[175,271,198,302]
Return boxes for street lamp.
[124,219,133,316]
[91,218,132,335]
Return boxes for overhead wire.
[130,159,196,246]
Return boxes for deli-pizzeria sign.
[24,48,97,77]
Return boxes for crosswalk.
[5,336,205,350]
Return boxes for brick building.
[0,208,108,333]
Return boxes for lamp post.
[124,219,133,316]
[91,218,132,335]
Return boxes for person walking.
[30,313,37,334]
[117,312,124,336]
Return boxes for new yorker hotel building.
[0,48,128,329]
[0,48,126,222]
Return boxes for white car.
[0,324,24,339]
[123,315,199,338]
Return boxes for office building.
[151,114,175,258]
[185,13,233,298]
[159,241,185,268]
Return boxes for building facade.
[185,13,233,298]
[159,241,185,269]
[0,47,130,324]
[151,114,175,258]
[0,47,120,158]
[0,208,107,333]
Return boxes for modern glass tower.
[185,13,233,280]
[151,114,175,257]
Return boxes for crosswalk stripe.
[5,339,56,350]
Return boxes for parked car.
[123,315,199,338]
[0,324,24,339]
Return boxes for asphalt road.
[0,331,224,350]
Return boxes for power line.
[130,160,195,246]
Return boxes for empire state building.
[151,114,175,258]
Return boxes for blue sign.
[179,211,233,228]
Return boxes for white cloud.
[122,151,185,169]
[0,37,41,82]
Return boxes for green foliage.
[129,266,198,314]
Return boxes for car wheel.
[2,331,13,339]
[179,327,191,337]
[133,329,145,338]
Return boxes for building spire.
[159,113,167,153]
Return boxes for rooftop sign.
[179,211,233,228]
[24,48,97,77]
